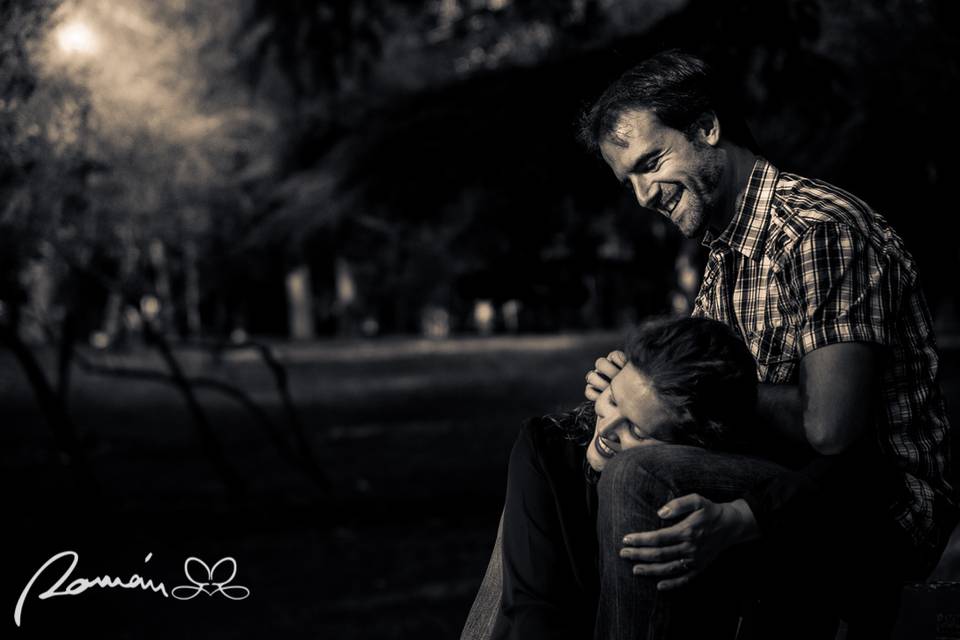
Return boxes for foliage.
[249,0,960,331]
[2,0,281,337]
[4,0,959,337]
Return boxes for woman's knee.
[596,446,683,529]
[598,445,705,500]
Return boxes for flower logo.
[171,557,250,601]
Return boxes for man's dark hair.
[577,49,759,154]
[624,315,757,449]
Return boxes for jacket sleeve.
[497,422,590,640]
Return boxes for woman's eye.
[628,424,648,440]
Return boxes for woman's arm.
[497,422,594,640]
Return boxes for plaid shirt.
[693,158,955,549]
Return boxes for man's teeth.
[663,190,681,213]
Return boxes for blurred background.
[3,0,960,638]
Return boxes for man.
[580,50,956,638]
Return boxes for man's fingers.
[622,513,701,546]
[619,542,691,562]
[631,558,692,578]
[656,573,695,591]
[658,493,705,520]
[584,385,600,401]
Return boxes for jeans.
[462,441,929,640]
[461,513,505,640]
[594,444,919,640]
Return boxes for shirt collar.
[701,158,779,261]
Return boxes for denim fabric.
[460,512,504,640]
[595,444,791,640]
[594,443,920,640]
[464,441,923,640]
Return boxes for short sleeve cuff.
[797,317,890,357]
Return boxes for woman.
[487,316,758,639]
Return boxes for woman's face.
[586,363,677,472]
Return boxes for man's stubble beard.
[689,143,726,238]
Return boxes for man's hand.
[584,350,627,400]
[619,495,758,591]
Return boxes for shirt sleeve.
[785,221,895,355]
[745,222,898,534]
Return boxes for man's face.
[599,109,725,239]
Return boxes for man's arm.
[757,341,881,454]
[798,341,881,454]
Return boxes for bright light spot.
[140,295,161,320]
[56,21,98,55]
[89,331,110,349]
[473,299,495,336]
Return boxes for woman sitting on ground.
[487,315,759,639]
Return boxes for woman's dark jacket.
[490,417,599,640]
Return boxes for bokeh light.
[55,20,98,55]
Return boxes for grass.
[4,331,959,639]
[3,332,621,639]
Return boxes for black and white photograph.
[4,0,960,638]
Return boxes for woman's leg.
[594,444,841,640]
[493,421,596,640]
[459,511,504,640]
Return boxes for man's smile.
[660,186,683,216]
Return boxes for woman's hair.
[624,316,757,449]
[546,316,756,450]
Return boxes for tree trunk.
[334,257,356,336]
[101,228,140,343]
[183,236,202,337]
[286,264,315,340]
[148,238,177,334]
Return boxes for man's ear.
[695,111,721,147]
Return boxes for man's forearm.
[756,383,807,446]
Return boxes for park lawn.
[4,332,958,638]
[3,332,619,639]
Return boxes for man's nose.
[628,174,656,208]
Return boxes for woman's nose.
[599,418,622,442]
